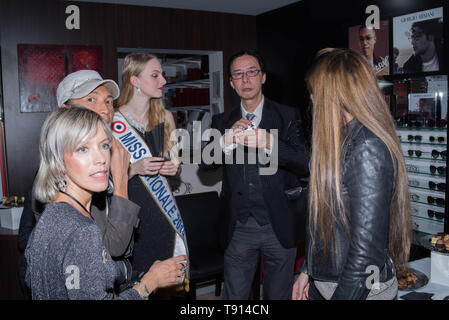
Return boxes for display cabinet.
[392,75,448,236]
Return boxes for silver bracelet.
[134,281,150,298]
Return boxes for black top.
[128,126,176,273]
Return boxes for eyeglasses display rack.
[393,75,448,242]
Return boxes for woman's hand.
[159,160,180,176]
[292,272,310,300]
[139,255,188,294]
[110,139,130,198]
[128,157,165,179]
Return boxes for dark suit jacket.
[201,97,310,249]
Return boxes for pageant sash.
[112,112,189,283]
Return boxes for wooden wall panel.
[0,0,257,195]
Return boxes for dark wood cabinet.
[0,228,24,300]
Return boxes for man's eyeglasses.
[429,136,445,143]
[230,69,262,80]
[431,150,447,160]
[429,181,446,191]
[427,196,445,207]
[428,210,444,220]
[430,165,446,175]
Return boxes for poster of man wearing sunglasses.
[393,7,444,74]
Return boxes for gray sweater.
[25,202,142,300]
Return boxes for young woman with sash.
[115,53,189,296]
[25,107,187,299]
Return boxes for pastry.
[431,235,441,246]
[436,239,445,252]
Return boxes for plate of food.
[397,267,429,291]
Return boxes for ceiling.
[70,0,302,16]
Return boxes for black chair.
[176,191,225,299]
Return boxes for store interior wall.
[0,0,256,195]
[0,0,447,196]
[256,0,448,140]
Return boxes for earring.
[57,179,67,192]
[137,87,141,96]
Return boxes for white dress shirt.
[220,96,271,155]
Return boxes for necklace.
[60,191,90,216]
[122,110,148,134]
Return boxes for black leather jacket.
[300,119,396,300]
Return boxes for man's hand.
[236,128,273,150]
[110,138,130,199]
[223,118,253,147]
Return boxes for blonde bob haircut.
[34,106,113,203]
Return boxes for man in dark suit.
[201,50,309,299]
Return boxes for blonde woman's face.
[63,123,111,196]
[135,59,167,99]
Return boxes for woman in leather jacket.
[292,48,412,300]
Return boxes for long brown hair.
[306,48,411,268]
[118,53,176,159]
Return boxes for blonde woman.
[25,107,186,300]
[292,48,411,300]
[117,53,185,288]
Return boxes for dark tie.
[246,113,256,122]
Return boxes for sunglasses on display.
[427,196,445,207]
[429,181,446,191]
[426,119,448,128]
[408,135,422,142]
[431,150,447,160]
[427,210,444,220]
[430,165,446,175]
[410,193,420,201]
[409,179,420,187]
[407,150,422,157]
[429,136,445,143]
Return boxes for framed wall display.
[348,20,390,76]
[17,44,103,113]
[392,7,444,75]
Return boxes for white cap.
[56,70,120,107]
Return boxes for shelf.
[164,79,209,89]
[406,171,446,178]
[409,185,446,194]
[397,126,447,131]
[167,106,210,112]
[411,214,445,224]
[410,199,446,209]
[404,156,446,162]
[400,141,447,146]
